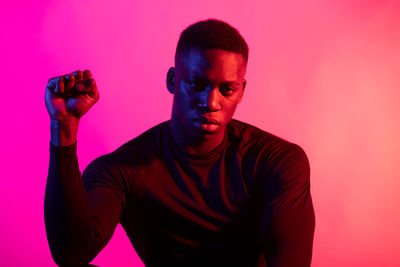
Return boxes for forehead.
[176,48,246,80]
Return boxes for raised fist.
[45,70,99,122]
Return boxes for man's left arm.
[261,143,315,267]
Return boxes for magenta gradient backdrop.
[1,0,399,266]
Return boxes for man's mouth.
[195,117,220,125]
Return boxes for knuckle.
[48,76,60,84]
[83,70,93,78]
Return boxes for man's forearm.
[44,142,96,266]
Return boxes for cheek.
[182,84,201,108]
[175,85,195,113]
[222,101,239,118]
[222,96,242,120]
[224,96,241,111]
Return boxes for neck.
[169,119,226,155]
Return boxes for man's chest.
[119,158,264,265]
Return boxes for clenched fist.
[45,70,99,121]
[45,70,99,146]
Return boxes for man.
[45,19,315,267]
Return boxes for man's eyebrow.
[187,74,206,81]
[188,75,241,86]
[221,81,241,87]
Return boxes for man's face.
[169,47,247,140]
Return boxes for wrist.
[50,117,80,146]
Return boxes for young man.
[45,19,315,267]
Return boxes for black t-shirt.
[45,119,315,267]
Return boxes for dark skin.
[167,47,247,154]
[45,48,246,153]
[46,48,314,266]
[45,70,99,146]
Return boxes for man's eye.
[220,87,234,96]
[187,81,204,91]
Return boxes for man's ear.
[166,67,176,94]
[238,79,246,103]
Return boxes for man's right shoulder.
[92,121,169,167]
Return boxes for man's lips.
[194,117,220,125]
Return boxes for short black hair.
[175,19,249,64]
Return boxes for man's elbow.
[48,238,95,267]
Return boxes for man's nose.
[198,87,220,111]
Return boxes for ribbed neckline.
[164,121,228,163]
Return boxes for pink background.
[1,0,399,266]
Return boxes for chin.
[194,126,224,139]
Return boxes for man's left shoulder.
[229,119,294,145]
[228,119,308,162]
